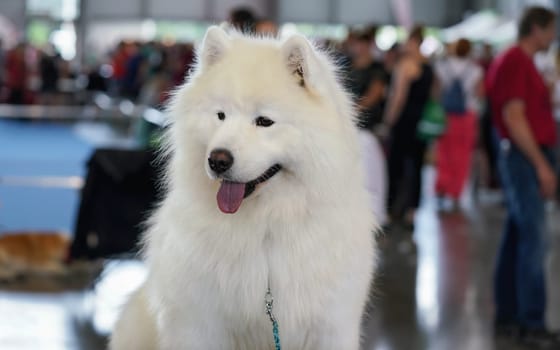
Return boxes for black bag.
[69,148,162,259]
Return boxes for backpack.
[441,62,467,114]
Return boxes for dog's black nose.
[208,149,234,174]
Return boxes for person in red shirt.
[487,6,559,348]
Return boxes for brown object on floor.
[0,231,70,280]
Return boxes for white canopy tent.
[441,10,516,45]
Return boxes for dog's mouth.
[216,164,282,214]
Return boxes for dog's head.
[168,26,358,214]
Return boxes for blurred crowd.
[0,8,495,112]
[333,25,500,227]
[351,7,560,349]
[0,39,196,106]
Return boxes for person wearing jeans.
[487,6,559,348]
[495,141,555,329]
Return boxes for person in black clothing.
[86,65,108,92]
[39,50,60,104]
[383,43,401,82]
[345,30,389,130]
[382,25,434,229]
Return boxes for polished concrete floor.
[362,170,560,350]
[1,169,559,350]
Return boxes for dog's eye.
[255,116,274,127]
[217,112,226,121]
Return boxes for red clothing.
[487,46,557,146]
[435,112,478,199]
[5,50,26,89]
[112,51,128,80]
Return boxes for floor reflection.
[0,291,105,350]
[363,197,559,349]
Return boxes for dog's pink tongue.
[217,181,246,214]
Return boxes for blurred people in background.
[345,29,389,130]
[4,43,28,104]
[434,38,483,210]
[171,43,195,86]
[382,25,434,229]
[554,50,560,114]
[229,7,256,34]
[479,43,500,190]
[0,39,4,91]
[478,42,494,74]
[365,24,382,60]
[487,6,559,348]
[85,64,108,93]
[256,19,278,36]
[39,48,60,105]
[138,64,173,108]
[554,50,560,141]
[383,43,401,82]
[343,27,389,226]
[122,42,144,99]
[357,119,388,226]
[110,41,131,96]
[57,59,77,104]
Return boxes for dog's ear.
[199,26,230,68]
[281,35,323,94]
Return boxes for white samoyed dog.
[110,26,377,350]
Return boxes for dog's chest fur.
[148,206,357,349]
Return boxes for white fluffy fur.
[110,26,377,350]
